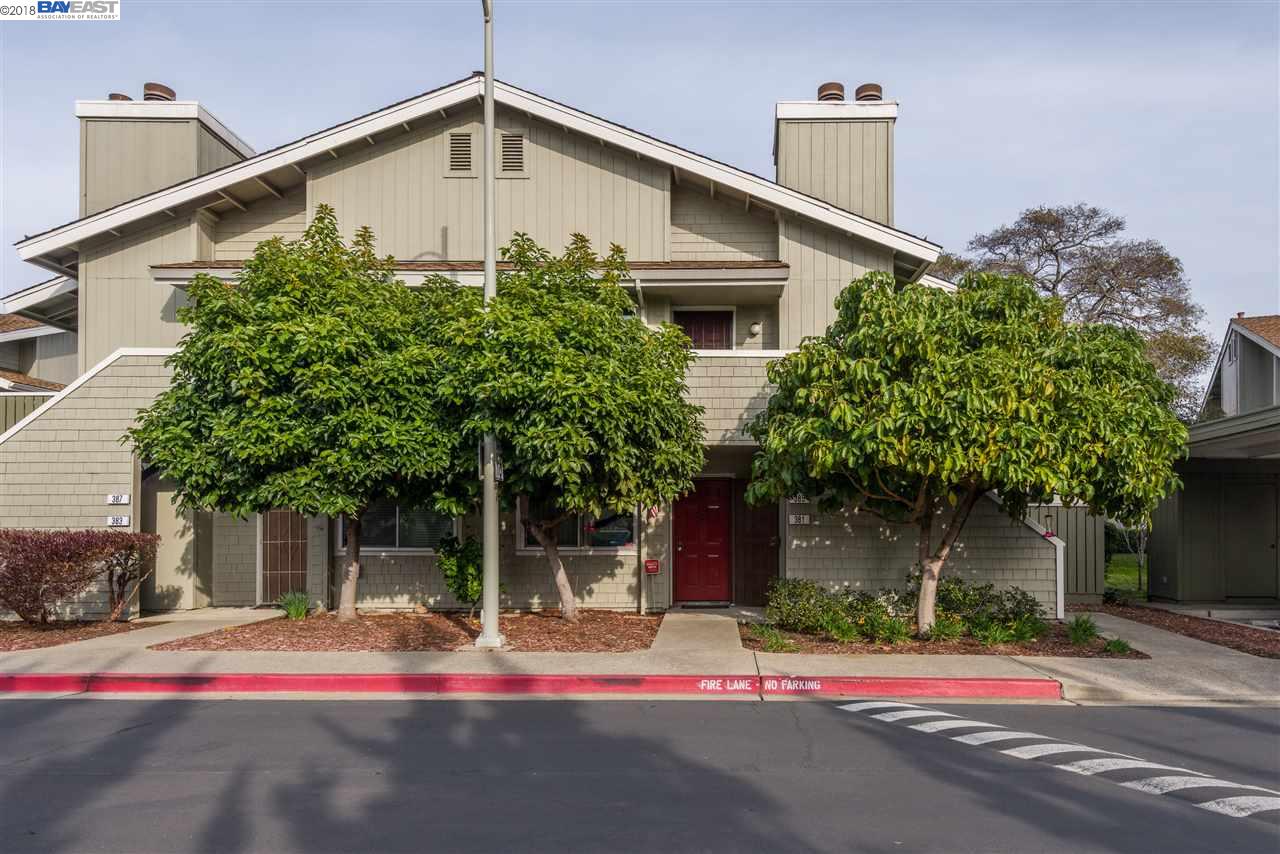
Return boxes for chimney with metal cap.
[774,79,899,224]
[855,82,883,102]
[817,81,845,102]
[143,82,176,102]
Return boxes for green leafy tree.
[943,203,1214,420]
[747,271,1186,633]
[128,206,475,620]
[443,234,706,621]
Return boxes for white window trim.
[514,499,639,555]
[672,305,737,351]
[333,506,461,556]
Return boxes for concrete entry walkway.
[651,612,744,652]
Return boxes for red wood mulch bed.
[1069,604,1280,659]
[740,622,1147,658]
[151,610,662,653]
[0,620,143,652]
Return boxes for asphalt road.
[0,699,1276,853]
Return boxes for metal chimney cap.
[817,81,845,102]
[855,82,884,102]
[107,92,133,101]
[142,82,176,102]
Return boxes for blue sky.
[1,0,1277,342]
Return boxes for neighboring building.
[1148,313,1280,602]
[1,75,1064,619]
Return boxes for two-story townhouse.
[1,74,1064,620]
[1148,314,1280,602]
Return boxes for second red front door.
[674,479,732,602]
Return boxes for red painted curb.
[760,675,1062,699]
[0,672,1061,699]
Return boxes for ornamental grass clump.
[277,591,310,621]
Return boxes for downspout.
[636,506,645,615]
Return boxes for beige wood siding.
[196,124,244,175]
[778,218,891,348]
[214,189,307,261]
[31,332,78,386]
[309,106,670,261]
[80,118,198,216]
[670,186,777,261]
[785,497,1058,611]
[776,119,893,224]
[685,354,774,445]
[79,218,196,371]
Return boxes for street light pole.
[475,0,504,648]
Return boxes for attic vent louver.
[449,132,473,173]
[500,132,524,173]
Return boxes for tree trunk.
[527,522,579,622]
[338,512,363,622]
[915,487,981,635]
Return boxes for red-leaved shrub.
[0,530,161,624]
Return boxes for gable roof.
[0,314,41,335]
[16,74,939,278]
[1235,314,1280,350]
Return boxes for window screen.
[399,505,454,549]
[673,310,734,350]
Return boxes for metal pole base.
[474,633,506,649]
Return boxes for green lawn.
[1106,553,1145,593]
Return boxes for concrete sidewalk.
[1,610,1275,704]
[1014,612,1280,705]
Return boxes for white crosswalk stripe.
[1002,742,1113,760]
[837,700,1280,822]
[1195,796,1280,818]
[1121,776,1280,796]
[871,709,959,723]
[837,701,921,713]
[952,729,1048,745]
[908,718,1001,734]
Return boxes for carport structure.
[1149,405,1280,602]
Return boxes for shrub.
[100,532,160,621]
[1009,614,1049,643]
[994,587,1045,623]
[750,624,795,653]
[873,615,912,645]
[1103,587,1132,606]
[1103,638,1132,655]
[0,529,153,624]
[923,613,965,641]
[277,591,310,620]
[1068,615,1099,645]
[437,535,485,618]
[933,576,998,623]
[970,617,1016,647]
[820,610,860,643]
[767,579,840,634]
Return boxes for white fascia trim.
[632,267,789,283]
[76,100,256,158]
[919,273,957,293]
[1,276,77,313]
[496,82,938,262]
[775,101,900,121]
[0,324,63,344]
[0,347,177,447]
[19,78,483,261]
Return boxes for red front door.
[674,479,732,602]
